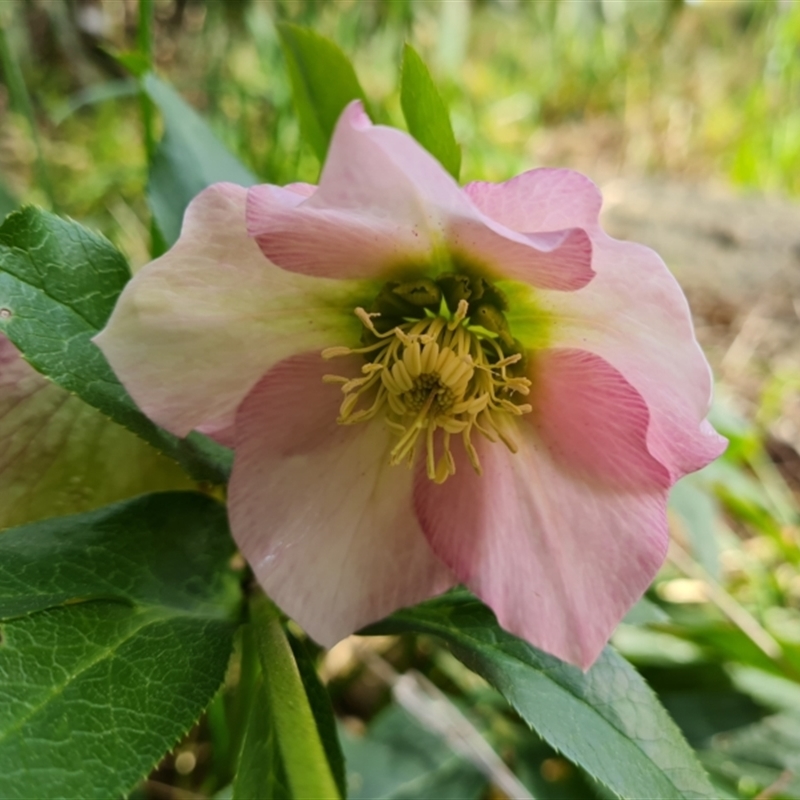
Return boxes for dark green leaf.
[400,44,461,180]
[144,73,258,247]
[289,634,347,798]
[0,492,241,800]
[233,674,291,800]
[364,593,717,800]
[276,23,367,163]
[0,206,232,482]
[341,705,486,800]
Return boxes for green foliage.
[0,206,231,483]
[366,592,718,800]
[400,44,461,180]
[277,22,368,164]
[341,705,486,799]
[233,673,291,800]
[246,597,341,799]
[288,633,347,797]
[0,492,241,799]
[145,73,258,248]
[3,4,800,797]
[0,337,193,530]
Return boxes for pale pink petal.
[415,349,675,668]
[473,169,726,479]
[446,221,592,291]
[464,168,602,232]
[229,352,454,646]
[247,102,593,290]
[246,103,432,279]
[246,183,430,279]
[284,182,316,198]
[543,233,726,480]
[415,424,668,669]
[528,349,671,490]
[94,183,362,438]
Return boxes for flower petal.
[464,168,602,232]
[475,168,727,479]
[528,348,671,490]
[415,429,668,669]
[248,103,593,290]
[545,233,726,479]
[94,182,363,438]
[229,351,454,646]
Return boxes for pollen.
[322,282,532,483]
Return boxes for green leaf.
[0,492,241,800]
[0,205,232,483]
[0,333,193,529]
[288,634,347,798]
[144,73,258,248]
[0,179,16,220]
[364,593,717,800]
[251,596,341,799]
[400,44,461,180]
[276,23,368,163]
[700,712,800,798]
[341,705,486,800]
[669,475,722,581]
[233,673,291,800]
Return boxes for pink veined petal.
[464,168,602,232]
[415,433,668,670]
[246,103,433,279]
[473,168,726,479]
[94,182,360,438]
[228,351,454,646]
[415,351,673,670]
[247,184,430,280]
[447,220,592,291]
[284,182,316,198]
[545,232,727,480]
[528,349,671,490]
[247,102,594,291]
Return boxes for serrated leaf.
[0,334,192,529]
[144,73,258,248]
[0,492,241,800]
[400,44,461,180]
[364,593,717,800]
[0,206,231,483]
[276,23,367,163]
[251,596,341,799]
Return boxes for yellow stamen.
[324,302,532,483]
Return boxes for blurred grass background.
[3,1,800,798]
[2,0,800,251]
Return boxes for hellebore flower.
[94,102,725,669]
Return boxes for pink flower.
[94,102,725,669]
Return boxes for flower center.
[322,275,532,483]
